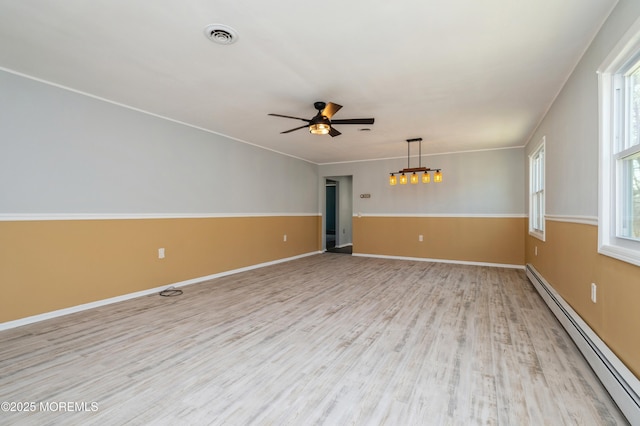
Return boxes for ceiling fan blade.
[281,124,309,134]
[322,102,342,119]
[329,127,341,137]
[268,113,311,122]
[330,118,375,125]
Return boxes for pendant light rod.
[407,138,422,169]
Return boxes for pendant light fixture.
[389,138,442,185]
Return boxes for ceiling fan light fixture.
[309,122,330,135]
[268,101,374,138]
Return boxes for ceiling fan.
[268,101,374,137]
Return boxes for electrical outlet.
[535,246,538,256]
[283,234,287,242]
[158,248,165,259]
[591,283,597,303]
[418,234,423,242]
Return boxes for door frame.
[322,176,353,251]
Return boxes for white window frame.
[598,16,640,267]
[529,138,545,241]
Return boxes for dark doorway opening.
[325,181,337,249]
[325,179,352,254]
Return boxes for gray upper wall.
[526,0,640,218]
[0,70,319,216]
[319,147,525,216]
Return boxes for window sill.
[598,244,640,268]
[529,229,545,242]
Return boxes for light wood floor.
[0,254,628,425]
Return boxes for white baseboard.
[352,253,524,269]
[526,264,640,424]
[0,251,322,331]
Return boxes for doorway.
[325,180,337,249]
[324,176,353,254]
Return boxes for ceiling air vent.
[203,24,238,45]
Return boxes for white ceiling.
[0,0,616,164]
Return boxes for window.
[598,17,640,266]
[529,139,545,241]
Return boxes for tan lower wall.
[0,215,321,323]
[353,216,526,266]
[525,220,640,378]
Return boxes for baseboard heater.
[526,264,640,424]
